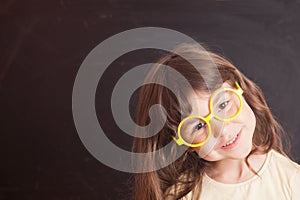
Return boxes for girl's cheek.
[233,99,249,122]
[240,100,256,122]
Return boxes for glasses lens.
[179,117,209,145]
[212,90,241,120]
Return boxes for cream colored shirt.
[185,150,300,200]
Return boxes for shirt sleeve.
[291,165,300,200]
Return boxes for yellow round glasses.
[173,82,244,147]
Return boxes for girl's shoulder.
[269,150,300,172]
[266,150,300,198]
[269,150,300,199]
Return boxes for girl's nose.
[210,119,230,138]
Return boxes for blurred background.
[1,0,300,199]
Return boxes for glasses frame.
[173,81,244,147]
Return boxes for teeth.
[223,134,238,147]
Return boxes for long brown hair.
[132,43,289,200]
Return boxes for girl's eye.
[194,122,206,131]
[218,101,229,111]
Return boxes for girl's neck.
[205,153,267,184]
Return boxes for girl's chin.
[200,147,253,161]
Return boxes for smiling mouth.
[222,134,238,147]
[221,130,242,149]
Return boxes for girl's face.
[188,82,256,161]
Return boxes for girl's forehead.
[187,82,232,116]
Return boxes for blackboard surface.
[1,0,300,199]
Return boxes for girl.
[132,43,300,199]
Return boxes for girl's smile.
[220,129,242,149]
